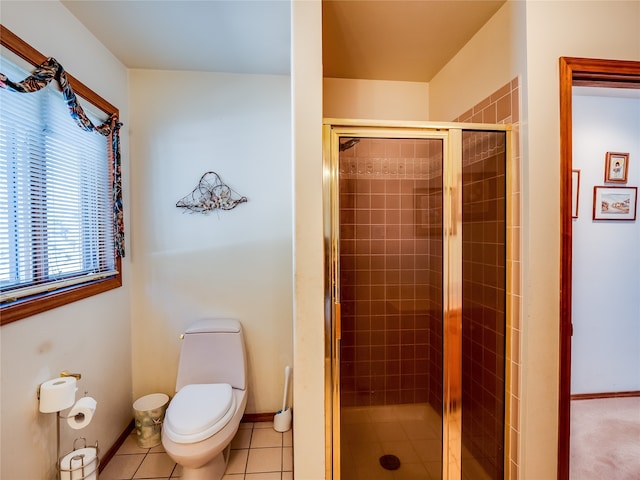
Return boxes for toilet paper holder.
[36,371,82,400]
[52,409,95,479]
[37,372,97,480]
[58,437,100,480]
[60,370,82,381]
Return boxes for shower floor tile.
[341,403,491,480]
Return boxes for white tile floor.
[100,421,293,480]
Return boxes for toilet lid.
[164,383,236,444]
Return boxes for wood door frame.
[558,56,640,480]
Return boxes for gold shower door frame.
[322,119,513,480]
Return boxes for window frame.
[0,25,122,325]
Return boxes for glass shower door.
[460,130,507,480]
[326,125,508,480]
[336,136,445,480]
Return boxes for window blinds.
[0,56,117,302]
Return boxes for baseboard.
[242,412,277,423]
[99,420,134,473]
[571,390,640,400]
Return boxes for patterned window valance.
[0,57,125,258]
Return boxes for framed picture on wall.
[572,169,580,218]
[604,152,629,183]
[593,186,637,221]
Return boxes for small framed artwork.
[592,186,637,221]
[604,152,629,183]
[572,169,580,218]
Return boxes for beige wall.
[522,3,639,477]
[429,0,527,122]
[1,3,294,478]
[128,69,293,414]
[291,0,326,478]
[323,78,429,121]
[0,2,132,479]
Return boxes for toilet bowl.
[162,319,248,480]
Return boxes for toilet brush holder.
[273,407,292,432]
[273,365,292,432]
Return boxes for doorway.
[558,57,640,480]
[323,121,512,480]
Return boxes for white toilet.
[162,318,248,480]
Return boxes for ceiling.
[61,0,291,75]
[323,0,506,82]
[61,0,506,83]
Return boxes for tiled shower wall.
[455,78,522,480]
[338,138,443,407]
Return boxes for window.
[0,27,122,325]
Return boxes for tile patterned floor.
[340,403,491,480]
[340,403,444,480]
[100,421,293,480]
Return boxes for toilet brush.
[279,365,291,414]
[273,365,292,432]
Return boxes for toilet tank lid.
[185,318,241,334]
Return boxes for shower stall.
[323,121,511,480]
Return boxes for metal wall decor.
[176,171,247,214]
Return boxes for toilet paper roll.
[59,447,98,480]
[67,396,97,430]
[39,377,77,413]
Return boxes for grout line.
[130,449,147,479]
[241,424,253,474]
[169,460,178,479]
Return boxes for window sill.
[1,260,122,326]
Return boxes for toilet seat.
[163,383,236,444]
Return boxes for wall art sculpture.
[176,171,247,214]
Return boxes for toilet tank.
[175,318,247,392]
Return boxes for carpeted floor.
[570,396,640,480]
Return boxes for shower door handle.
[449,186,458,236]
[335,302,341,341]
